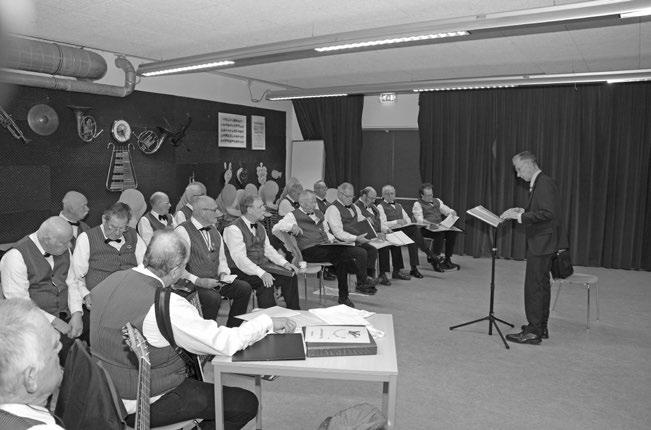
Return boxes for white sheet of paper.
[439,214,459,229]
[221,274,237,284]
[236,305,301,321]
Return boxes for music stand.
[449,206,514,349]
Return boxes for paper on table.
[289,312,327,328]
[309,304,375,326]
[236,305,301,321]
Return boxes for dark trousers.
[80,304,91,346]
[524,253,554,335]
[301,245,367,300]
[378,246,406,273]
[196,287,223,321]
[232,268,300,310]
[359,242,378,274]
[125,378,257,430]
[398,225,421,268]
[218,279,253,327]
[415,228,458,259]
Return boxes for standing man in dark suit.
[501,151,560,345]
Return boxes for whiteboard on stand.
[290,140,324,188]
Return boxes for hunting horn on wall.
[68,105,103,142]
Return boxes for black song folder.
[232,333,306,361]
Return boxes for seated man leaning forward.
[272,190,376,308]
[223,195,301,310]
[90,230,296,430]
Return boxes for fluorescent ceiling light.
[315,31,469,52]
[141,60,234,77]
[607,77,651,83]
[267,93,348,101]
[413,85,514,92]
[620,7,651,18]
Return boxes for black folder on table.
[232,333,306,361]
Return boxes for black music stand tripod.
[449,222,514,349]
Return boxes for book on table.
[232,333,306,361]
[302,325,377,357]
[466,205,503,228]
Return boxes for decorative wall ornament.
[256,162,268,185]
[0,104,30,143]
[27,104,59,136]
[106,142,138,192]
[68,105,103,143]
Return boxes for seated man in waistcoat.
[412,183,461,271]
[176,196,252,327]
[90,230,296,430]
[0,299,65,430]
[137,191,176,246]
[272,190,373,308]
[324,182,378,295]
[0,217,82,363]
[356,186,393,286]
[224,195,301,310]
[70,202,146,342]
[58,190,90,251]
[174,181,207,225]
[314,180,330,213]
[277,182,303,216]
[376,185,423,280]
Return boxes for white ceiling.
[24,0,651,90]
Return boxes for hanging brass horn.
[68,105,103,143]
[136,128,165,155]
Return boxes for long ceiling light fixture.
[267,93,348,101]
[620,7,651,17]
[138,0,651,78]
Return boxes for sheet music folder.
[466,205,503,228]
[232,333,306,361]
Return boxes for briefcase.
[551,249,573,279]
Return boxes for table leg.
[214,369,224,430]
[382,376,398,429]
[255,375,263,429]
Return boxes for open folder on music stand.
[449,205,514,349]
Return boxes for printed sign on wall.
[251,115,266,150]
[218,112,247,148]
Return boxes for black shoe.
[442,258,460,271]
[338,297,355,308]
[392,271,411,280]
[355,283,376,295]
[506,330,542,345]
[378,273,391,286]
[431,256,445,272]
[365,277,379,287]
[409,268,423,279]
[521,325,549,339]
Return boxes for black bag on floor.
[551,249,573,279]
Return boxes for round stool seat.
[560,273,598,284]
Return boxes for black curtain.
[419,83,651,270]
[293,95,364,187]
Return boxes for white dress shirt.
[0,233,81,323]
[174,204,193,225]
[277,197,297,217]
[376,201,412,232]
[138,210,176,246]
[70,225,146,299]
[58,212,81,239]
[324,201,365,242]
[0,404,64,429]
[223,217,288,277]
[175,217,230,284]
[412,199,453,224]
[272,208,335,242]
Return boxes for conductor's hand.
[500,208,523,220]
[271,317,297,333]
[356,233,369,244]
[290,224,303,236]
[260,272,275,288]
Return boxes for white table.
[212,313,398,429]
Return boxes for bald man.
[138,191,176,245]
[1,217,82,363]
[59,190,90,251]
[314,180,330,213]
[174,182,207,225]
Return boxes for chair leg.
[303,274,308,308]
[318,269,324,304]
[595,281,600,320]
[552,281,562,311]
[254,375,262,430]
[586,283,590,330]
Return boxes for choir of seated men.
[0,177,460,429]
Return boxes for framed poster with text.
[218,112,246,148]
[251,115,266,150]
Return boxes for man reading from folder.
[500,151,560,345]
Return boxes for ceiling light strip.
[141,60,235,77]
[315,31,469,52]
[620,7,651,18]
[268,93,348,101]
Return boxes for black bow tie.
[306,212,315,216]
[104,238,122,244]
[43,252,51,258]
[344,204,352,209]
[200,226,212,232]
[158,215,167,221]
[250,223,257,229]
[67,221,80,227]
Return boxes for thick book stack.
[302,325,377,358]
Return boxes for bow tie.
[200,226,212,232]
[67,221,80,227]
[250,223,257,229]
[344,204,352,209]
[104,238,122,244]
[306,212,315,216]
[158,214,168,221]
[43,252,51,258]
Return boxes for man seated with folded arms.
[356,186,393,286]
[272,190,374,308]
[324,182,378,295]
[412,182,461,271]
[70,202,146,341]
[90,230,296,430]
[277,182,303,216]
[137,191,176,246]
[224,195,301,310]
[174,181,207,225]
[376,185,423,280]
[58,190,90,251]
[176,196,252,327]
[0,299,65,430]
[0,217,82,363]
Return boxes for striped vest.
[316,197,329,214]
[355,200,381,232]
[283,197,300,209]
[178,205,193,222]
[292,208,330,250]
[90,269,186,399]
[418,199,442,224]
[233,217,267,266]
[0,410,44,430]
[332,200,360,234]
[179,221,222,279]
[379,201,405,222]
[85,226,139,291]
[144,212,173,231]
[13,236,69,316]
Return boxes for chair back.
[273,230,302,265]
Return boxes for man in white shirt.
[224,195,301,310]
[90,230,295,430]
[58,190,90,251]
[137,191,176,245]
[176,196,252,327]
[277,182,303,216]
[0,299,65,429]
[412,183,461,271]
[324,183,378,295]
[0,217,82,363]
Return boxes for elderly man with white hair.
[0,298,65,429]
[1,217,82,362]
[137,191,176,245]
[58,190,90,251]
[174,181,207,225]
